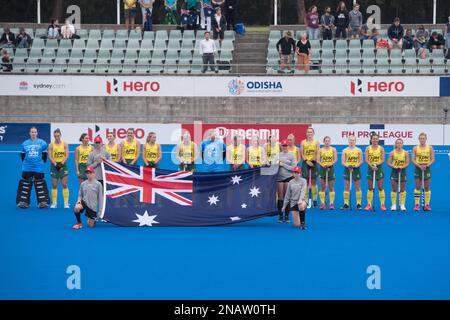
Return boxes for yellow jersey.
[319,147,334,167]
[78,144,93,164]
[266,142,281,163]
[367,145,383,165]
[302,139,318,161]
[344,147,361,166]
[288,145,299,160]
[227,144,245,165]
[415,145,431,165]
[248,146,263,166]
[124,0,137,9]
[144,143,159,162]
[123,139,138,161]
[392,149,407,167]
[52,141,66,163]
[179,141,195,163]
[105,143,119,162]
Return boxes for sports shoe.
[64,203,70,209]
[18,202,29,209]
[340,204,350,210]
[391,205,397,211]
[424,204,432,211]
[72,223,83,230]
[278,216,283,223]
[414,204,420,211]
[400,205,407,211]
[356,204,362,210]
[300,223,307,230]
[50,203,57,209]
[329,204,335,210]
[38,202,48,209]
[380,204,387,211]
[320,203,325,210]
[284,216,290,223]
[313,201,318,208]
[364,204,372,211]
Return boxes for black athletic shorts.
[80,200,97,219]
[22,171,44,180]
[278,177,293,183]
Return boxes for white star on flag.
[132,210,159,227]
[249,186,261,198]
[231,175,242,185]
[230,216,242,221]
[241,203,247,209]
[208,195,220,205]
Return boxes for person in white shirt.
[61,19,75,39]
[199,31,217,73]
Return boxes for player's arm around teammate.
[282,166,308,230]
[387,138,409,211]
[411,133,435,211]
[317,136,337,210]
[364,133,386,211]
[48,128,70,209]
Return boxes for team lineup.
[16,126,435,230]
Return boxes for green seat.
[140,39,153,50]
[320,63,335,74]
[268,30,281,41]
[376,60,390,74]
[100,39,113,50]
[143,31,154,41]
[72,39,86,50]
[52,59,67,73]
[334,50,347,61]
[83,49,97,60]
[129,30,142,40]
[310,40,321,51]
[116,30,129,40]
[417,58,432,74]
[361,62,375,74]
[86,39,100,51]
[14,48,28,58]
[94,64,109,73]
[321,40,334,51]
[45,39,58,49]
[12,57,27,72]
[97,50,111,63]
[77,29,88,39]
[80,57,95,73]
[432,58,447,74]
[32,38,45,49]
[348,40,361,51]
[165,50,179,60]
[335,39,348,51]
[111,49,124,61]
[152,49,165,60]
[179,50,192,61]
[431,49,445,60]
[122,64,136,74]
[219,50,232,61]
[169,30,182,41]
[109,59,123,73]
[149,59,164,74]
[42,48,56,59]
[66,63,81,73]
[403,49,417,60]
[348,50,361,62]
[389,49,402,60]
[153,39,167,50]
[321,49,334,61]
[26,58,40,73]
[167,40,180,51]
[190,58,203,74]
[181,41,193,51]
[59,39,72,49]
[34,28,47,38]
[362,50,375,62]
[127,39,140,50]
[390,58,404,74]
[224,31,235,41]
[138,50,152,62]
[182,30,195,42]
[39,58,54,72]
[89,29,102,39]
[362,39,375,50]
[155,30,168,42]
[163,58,178,73]
[221,40,234,51]
[124,50,138,63]
[114,39,127,50]
[29,48,42,59]
[68,55,82,66]
[102,29,115,40]
[136,59,149,74]
[177,58,191,74]
[376,49,389,62]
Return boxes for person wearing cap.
[72,166,103,229]
[274,140,297,223]
[282,166,308,230]
[87,136,111,186]
[276,31,296,72]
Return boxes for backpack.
[235,23,245,35]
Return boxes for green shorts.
[123,159,135,165]
[414,166,431,180]
[78,163,88,180]
[145,161,158,168]
[301,161,319,179]
[230,164,245,171]
[180,163,195,172]
[319,166,335,181]
[390,168,407,182]
[344,167,361,181]
[50,163,68,179]
[367,165,384,180]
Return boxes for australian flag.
[101,159,278,227]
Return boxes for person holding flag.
[341,135,363,210]
[226,134,245,171]
[142,132,162,168]
[105,132,121,163]
[265,134,281,165]
[246,136,267,169]
[387,138,409,211]
[317,136,337,210]
[74,133,93,185]
[176,131,199,171]
[364,133,386,211]
[412,133,435,211]
[121,128,140,166]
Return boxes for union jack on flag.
[103,159,193,206]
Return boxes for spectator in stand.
[15,28,32,49]
[124,0,138,31]
[164,0,178,25]
[212,7,227,46]
[139,0,154,28]
[446,15,450,49]
[428,31,445,50]
[296,33,311,73]
[414,25,430,50]
[360,23,378,43]
[1,49,12,72]
[403,29,414,50]
[201,0,214,31]
[0,28,16,48]
[224,0,236,31]
[305,5,320,40]
[388,17,404,50]
[348,3,362,40]
[47,19,60,39]
[276,31,296,72]
[321,6,335,41]
[199,31,217,73]
[61,19,76,39]
[334,1,349,39]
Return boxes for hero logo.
[106,78,160,95]
[88,124,145,141]
[351,78,405,95]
